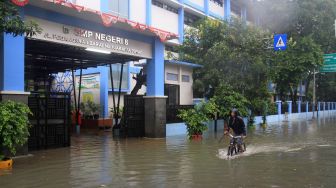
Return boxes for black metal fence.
[123,95,145,137]
[28,92,71,151]
[166,105,194,123]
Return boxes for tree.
[178,18,272,115]
[254,0,336,101]
[269,36,324,104]
[0,1,40,36]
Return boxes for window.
[184,12,201,26]
[108,64,129,91]
[210,0,223,7]
[108,0,129,18]
[152,0,178,14]
[166,73,179,81]
[182,75,190,82]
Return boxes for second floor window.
[152,0,178,14]
[108,0,129,18]
[210,0,223,7]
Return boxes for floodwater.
[1,117,336,188]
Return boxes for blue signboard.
[274,34,287,51]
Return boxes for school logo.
[11,0,29,6]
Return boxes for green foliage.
[179,18,270,101]
[110,107,123,118]
[80,101,100,117]
[0,1,41,36]
[178,101,217,139]
[0,100,32,159]
[212,84,250,119]
[270,37,323,102]
[255,0,334,102]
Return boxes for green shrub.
[178,101,218,139]
[0,100,32,160]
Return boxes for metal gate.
[123,95,144,137]
[28,92,71,151]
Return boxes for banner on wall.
[76,74,100,105]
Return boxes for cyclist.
[224,108,246,152]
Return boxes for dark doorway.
[164,84,180,106]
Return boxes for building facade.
[0,0,253,138]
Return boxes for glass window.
[152,0,178,14]
[108,64,129,91]
[166,73,179,81]
[108,0,129,18]
[182,75,190,82]
[210,0,223,7]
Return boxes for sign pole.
[312,69,316,119]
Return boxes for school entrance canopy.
[25,38,141,77]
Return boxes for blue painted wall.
[100,0,109,13]
[0,33,25,92]
[146,0,152,26]
[147,39,165,96]
[204,0,209,15]
[224,0,231,20]
[178,7,185,44]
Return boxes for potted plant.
[86,101,100,120]
[0,100,32,169]
[178,101,217,140]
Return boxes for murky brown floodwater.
[1,116,336,188]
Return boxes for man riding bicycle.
[224,109,246,152]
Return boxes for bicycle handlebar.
[228,134,243,139]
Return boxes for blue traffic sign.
[274,34,287,51]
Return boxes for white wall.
[108,93,125,117]
[165,64,180,85]
[75,0,100,10]
[179,66,193,105]
[152,5,179,34]
[130,0,146,24]
[165,63,194,105]
[190,0,204,9]
[209,1,224,17]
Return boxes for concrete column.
[0,10,29,156]
[145,38,166,138]
[241,6,247,23]
[287,101,292,114]
[0,31,29,104]
[224,0,231,21]
[178,6,184,44]
[146,0,152,26]
[298,101,301,113]
[324,102,326,111]
[306,102,309,119]
[204,0,209,16]
[276,101,281,121]
[317,102,321,118]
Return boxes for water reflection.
[1,117,336,187]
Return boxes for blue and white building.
[1,0,254,138]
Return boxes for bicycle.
[227,133,246,156]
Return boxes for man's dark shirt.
[228,116,246,136]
